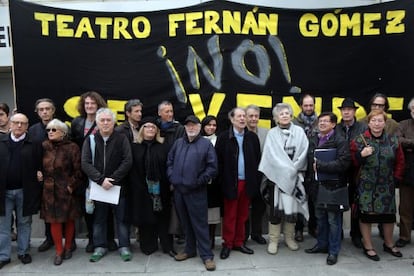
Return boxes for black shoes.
[395,239,410,248]
[54,255,63,266]
[295,230,304,242]
[305,245,328,254]
[363,247,380,261]
[38,239,53,252]
[220,247,231,259]
[18,254,32,264]
[383,243,402,257]
[326,254,337,265]
[63,249,72,260]
[233,245,254,254]
[251,235,267,245]
[351,237,363,249]
[0,259,11,269]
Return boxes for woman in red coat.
[38,119,83,265]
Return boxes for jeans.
[93,197,130,249]
[0,189,32,261]
[315,207,342,255]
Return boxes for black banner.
[9,0,414,128]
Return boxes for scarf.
[299,112,317,136]
[143,140,161,195]
[259,124,309,219]
[160,121,173,130]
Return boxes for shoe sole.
[174,254,196,261]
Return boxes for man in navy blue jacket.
[167,115,218,271]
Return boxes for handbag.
[316,184,349,212]
[85,135,95,214]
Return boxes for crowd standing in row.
[0,92,413,271]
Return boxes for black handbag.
[316,185,349,212]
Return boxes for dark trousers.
[348,181,362,239]
[316,208,342,255]
[295,198,317,233]
[84,209,115,242]
[139,211,174,255]
[45,222,53,241]
[245,195,266,238]
[399,185,414,241]
[174,187,213,261]
[93,198,130,249]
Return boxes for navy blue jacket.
[167,134,217,194]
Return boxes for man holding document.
[305,112,351,266]
[81,108,132,263]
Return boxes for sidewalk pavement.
[1,229,413,275]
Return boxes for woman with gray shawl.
[259,103,309,255]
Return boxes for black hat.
[139,116,159,128]
[184,115,201,125]
[338,97,359,109]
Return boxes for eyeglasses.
[11,121,28,126]
[143,125,156,129]
[371,103,385,108]
[46,128,58,132]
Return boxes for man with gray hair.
[29,98,56,144]
[0,113,42,269]
[167,115,218,271]
[157,101,184,148]
[81,108,133,263]
[28,98,57,253]
[216,107,261,259]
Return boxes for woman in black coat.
[201,115,222,249]
[127,117,175,257]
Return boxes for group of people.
[0,91,413,271]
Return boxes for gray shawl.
[259,124,309,219]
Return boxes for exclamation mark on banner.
[268,35,301,93]
[157,46,188,104]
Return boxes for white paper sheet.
[89,180,120,205]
